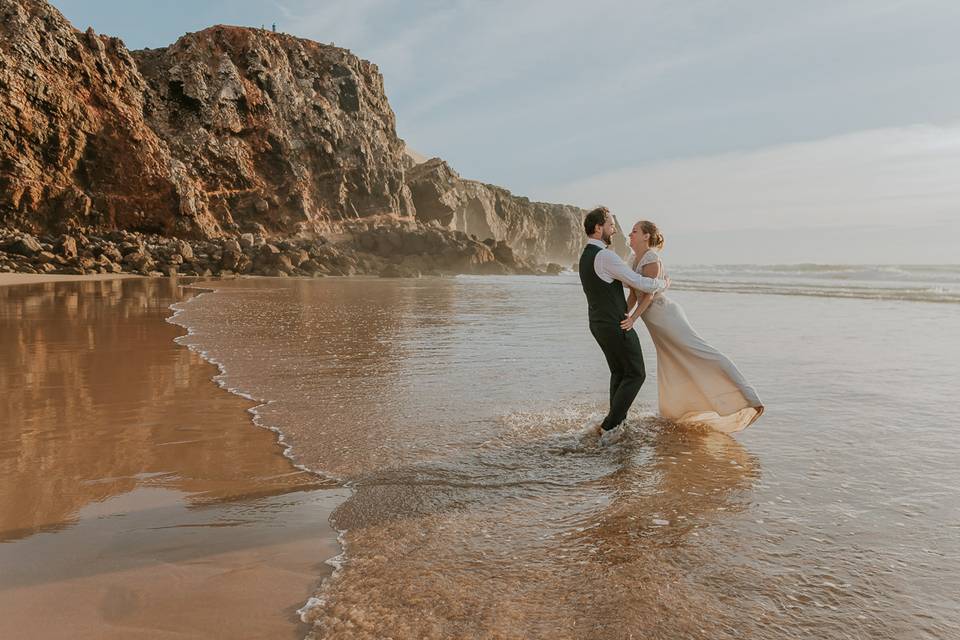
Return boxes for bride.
[621,221,764,433]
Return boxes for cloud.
[539,124,960,228]
[535,124,960,263]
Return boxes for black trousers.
[590,323,646,431]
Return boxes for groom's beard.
[602,232,613,246]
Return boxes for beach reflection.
[0,279,323,542]
[574,422,759,555]
[0,278,341,640]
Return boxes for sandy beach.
[0,278,344,639]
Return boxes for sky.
[54,0,960,263]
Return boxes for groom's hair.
[583,206,609,235]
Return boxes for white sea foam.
[166,287,342,482]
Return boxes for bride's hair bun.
[639,220,665,249]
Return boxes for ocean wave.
[553,268,960,303]
[669,263,960,284]
[670,280,960,304]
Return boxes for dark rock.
[176,240,194,261]
[122,251,154,271]
[6,235,42,256]
[219,253,237,271]
[260,243,280,257]
[491,241,516,266]
[274,254,294,274]
[57,235,78,258]
[235,254,253,273]
[379,263,419,278]
[287,249,309,267]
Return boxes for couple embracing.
[579,206,763,445]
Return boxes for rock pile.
[0,223,564,279]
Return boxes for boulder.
[57,235,78,258]
[545,262,563,275]
[122,251,155,271]
[6,235,42,256]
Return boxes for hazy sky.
[55,0,960,263]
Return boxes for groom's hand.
[664,276,671,290]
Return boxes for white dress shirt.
[587,239,666,293]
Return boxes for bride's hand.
[620,314,636,331]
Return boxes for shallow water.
[171,274,960,639]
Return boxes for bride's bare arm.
[621,262,661,330]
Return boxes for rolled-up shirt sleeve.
[595,249,666,293]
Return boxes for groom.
[579,206,667,445]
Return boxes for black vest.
[579,243,627,326]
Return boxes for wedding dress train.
[636,250,763,433]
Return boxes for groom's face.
[601,214,616,246]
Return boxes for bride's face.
[629,226,650,252]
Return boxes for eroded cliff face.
[407,158,627,262]
[0,0,411,238]
[0,0,183,234]
[133,26,414,235]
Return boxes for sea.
[166,263,960,639]
[2,263,957,639]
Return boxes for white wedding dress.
[634,249,764,433]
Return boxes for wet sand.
[0,273,141,287]
[0,278,345,639]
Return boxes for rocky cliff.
[407,158,627,262]
[132,25,414,235]
[0,0,180,234]
[0,0,412,238]
[0,0,621,275]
